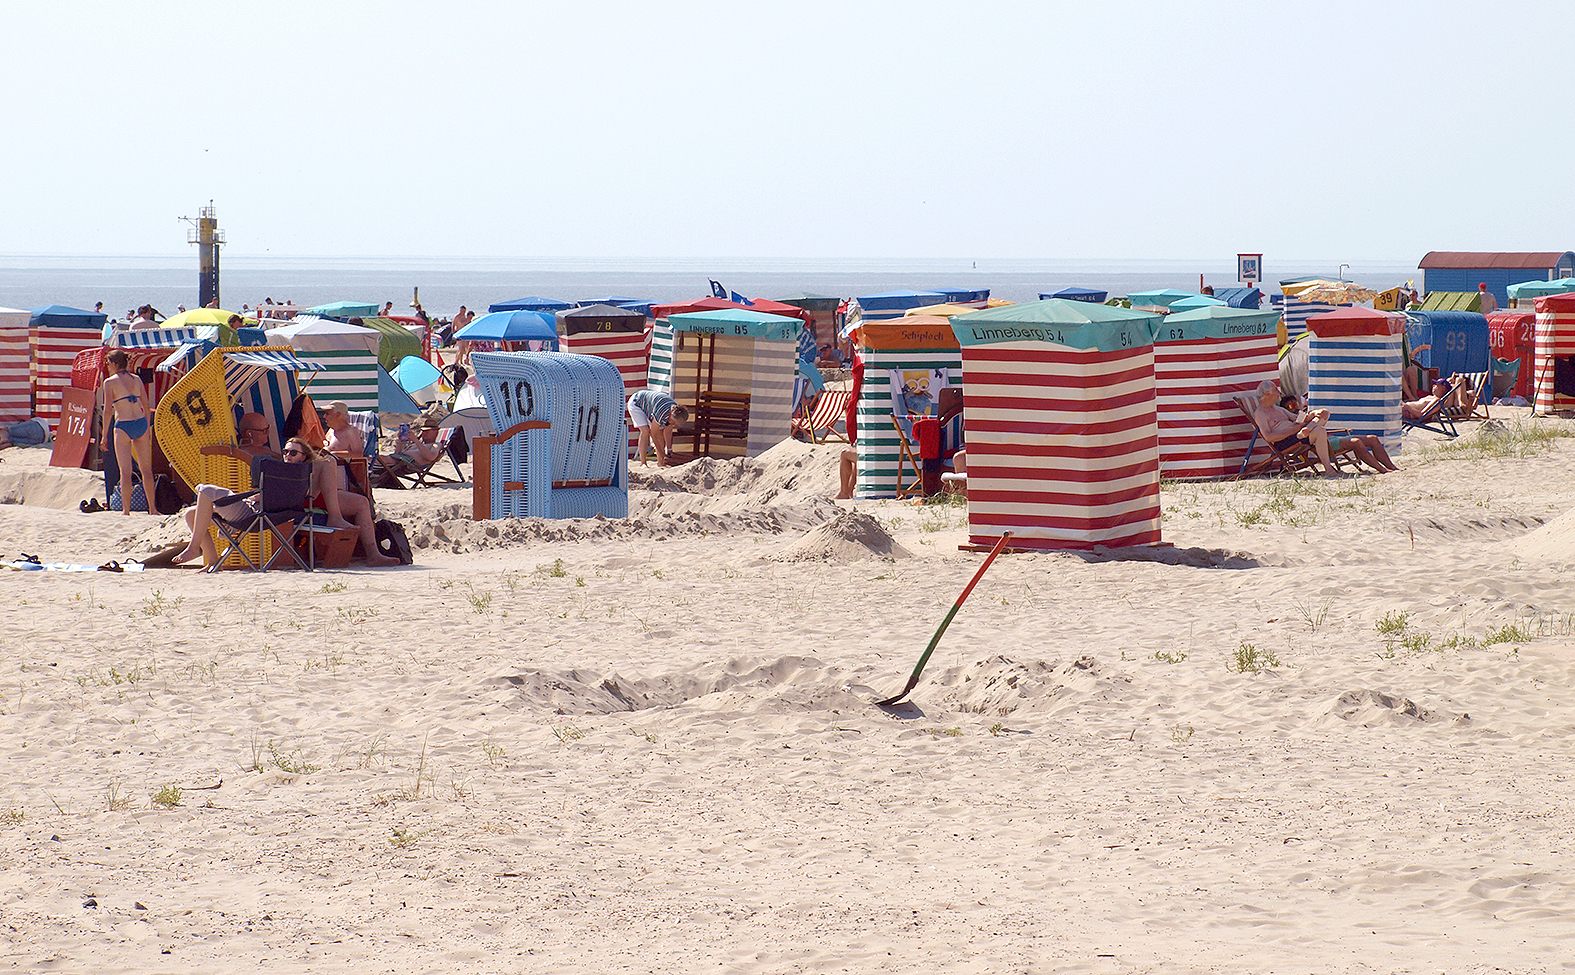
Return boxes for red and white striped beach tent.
[0,307,30,423]
[950,300,1163,552]
[1153,306,1281,479]
[556,304,649,457]
[29,305,107,427]
[1305,307,1405,455]
[1532,293,1575,415]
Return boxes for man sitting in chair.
[1252,380,1397,475]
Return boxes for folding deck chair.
[1233,396,1359,478]
[373,426,466,488]
[791,388,851,444]
[207,456,323,572]
[1403,378,1464,438]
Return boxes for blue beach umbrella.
[489,296,574,313]
[456,310,559,344]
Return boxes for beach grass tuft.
[151,785,183,808]
[1228,642,1279,673]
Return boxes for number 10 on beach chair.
[469,351,629,520]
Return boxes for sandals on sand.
[80,498,105,513]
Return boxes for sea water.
[0,255,1423,321]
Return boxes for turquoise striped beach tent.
[1306,307,1405,455]
[265,316,381,413]
[647,308,801,459]
[853,317,963,498]
[1152,306,1281,479]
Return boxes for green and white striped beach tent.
[264,316,381,413]
[648,309,801,459]
[853,317,963,498]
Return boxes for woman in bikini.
[100,350,157,514]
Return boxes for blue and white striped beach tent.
[1307,308,1405,455]
[265,316,381,413]
[856,291,949,322]
[156,346,325,437]
[109,327,202,349]
[647,308,801,459]
[470,351,628,520]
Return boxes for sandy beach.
[4,413,1575,974]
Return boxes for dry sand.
[3,411,1575,973]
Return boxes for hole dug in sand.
[1333,689,1469,727]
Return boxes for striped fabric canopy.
[1153,307,1281,479]
[1306,308,1405,454]
[1533,293,1575,414]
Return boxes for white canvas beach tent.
[647,308,800,459]
[264,316,380,413]
[0,307,31,423]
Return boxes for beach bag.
[152,474,182,516]
[108,482,149,513]
[374,518,413,564]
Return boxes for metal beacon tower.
[183,202,225,308]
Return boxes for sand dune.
[4,412,1575,973]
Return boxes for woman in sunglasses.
[172,437,398,567]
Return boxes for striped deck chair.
[791,388,851,444]
[374,426,466,488]
[1447,372,1490,422]
[1232,395,1358,478]
[1403,380,1462,438]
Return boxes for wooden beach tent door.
[1152,307,1281,479]
[1306,308,1405,455]
[950,300,1163,552]
[1533,293,1575,415]
[470,351,630,520]
[557,304,649,459]
[853,317,963,498]
[649,309,802,460]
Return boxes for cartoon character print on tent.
[0,307,30,423]
[853,317,962,498]
[1533,293,1575,415]
[153,346,324,568]
[556,304,649,459]
[469,351,628,520]
[30,305,107,426]
[647,308,801,459]
[265,316,381,414]
[950,300,1164,552]
[1306,307,1406,456]
[1152,306,1281,479]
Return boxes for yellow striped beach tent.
[1152,306,1281,479]
[264,317,380,413]
[853,317,962,498]
[648,308,801,459]
[950,300,1163,552]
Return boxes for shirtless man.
[1252,380,1397,474]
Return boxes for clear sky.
[4,0,1570,263]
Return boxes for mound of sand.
[1506,505,1575,564]
[774,509,911,562]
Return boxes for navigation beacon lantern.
[181,202,225,309]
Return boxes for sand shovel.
[875,531,1012,707]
